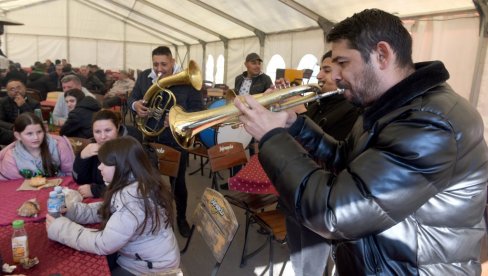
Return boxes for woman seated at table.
[74,109,142,198]
[0,112,74,180]
[59,88,101,139]
[46,136,179,275]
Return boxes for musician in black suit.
[128,46,204,238]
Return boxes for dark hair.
[326,9,413,68]
[6,78,26,86]
[64,88,85,104]
[321,51,332,62]
[97,136,174,233]
[92,109,121,128]
[14,113,57,176]
[152,46,172,57]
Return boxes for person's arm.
[89,183,106,198]
[0,146,22,180]
[128,73,146,112]
[47,197,141,255]
[72,152,97,184]
[54,135,75,176]
[59,111,81,137]
[259,114,457,241]
[64,201,103,224]
[52,94,68,124]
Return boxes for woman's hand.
[80,143,99,159]
[78,184,94,198]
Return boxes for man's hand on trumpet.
[235,95,297,141]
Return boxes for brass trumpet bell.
[136,60,203,137]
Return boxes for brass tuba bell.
[136,60,203,136]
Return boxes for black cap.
[245,53,262,62]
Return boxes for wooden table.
[0,177,110,275]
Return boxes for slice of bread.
[30,176,47,187]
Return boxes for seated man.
[0,79,40,130]
[102,70,135,108]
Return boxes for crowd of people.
[0,8,486,276]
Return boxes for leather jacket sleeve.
[259,113,458,240]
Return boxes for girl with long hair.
[0,112,74,180]
[59,88,101,138]
[46,136,179,275]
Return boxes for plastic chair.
[180,188,239,276]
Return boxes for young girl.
[46,136,179,275]
[59,88,101,139]
[0,112,74,180]
[73,109,142,198]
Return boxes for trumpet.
[169,84,344,149]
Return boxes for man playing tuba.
[128,46,204,238]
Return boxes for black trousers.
[170,150,189,220]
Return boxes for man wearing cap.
[234,53,273,95]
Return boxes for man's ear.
[375,41,393,70]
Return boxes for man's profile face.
[62,80,82,92]
[331,39,380,107]
[55,65,63,76]
[316,57,337,93]
[6,80,26,99]
[245,60,262,77]
[152,54,174,78]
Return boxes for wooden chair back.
[68,137,91,155]
[149,143,181,178]
[26,89,41,101]
[207,142,247,173]
[193,188,239,263]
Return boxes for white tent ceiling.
[0,0,479,46]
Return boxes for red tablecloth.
[229,155,278,195]
[0,222,110,275]
[0,177,77,226]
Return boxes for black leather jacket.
[259,61,488,275]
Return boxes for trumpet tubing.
[169,85,344,149]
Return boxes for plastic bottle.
[47,191,60,218]
[34,108,43,120]
[48,111,54,132]
[11,220,29,263]
[54,186,65,209]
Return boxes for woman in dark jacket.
[73,109,143,198]
[59,88,101,138]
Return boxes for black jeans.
[170,150,189,220]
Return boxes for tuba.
[136,60,203,136]
[169,85,344,149]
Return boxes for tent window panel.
[266,54,286,83]
[206,55,215,84]
[215,55,225,85]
